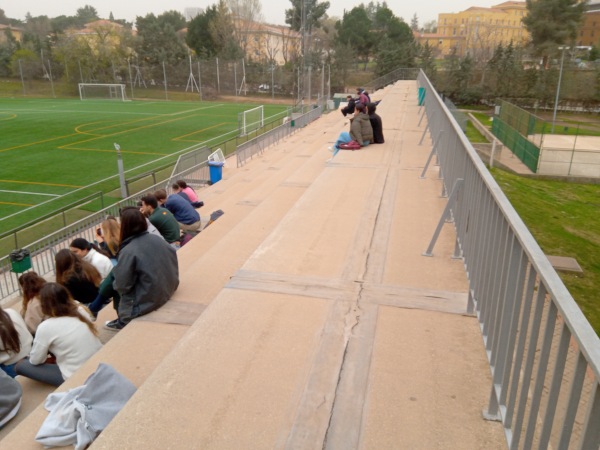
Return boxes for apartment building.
[418,1,528,58]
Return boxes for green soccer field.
[0,98,288,233]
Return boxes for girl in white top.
[16,283,102,386]
[70,238,113,281]
[0,308,33,378]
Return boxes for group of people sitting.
[330,87,384,160]
[0,184,193,395]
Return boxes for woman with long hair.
[70,237,113,280]
[55,248,101,305]
[96,217,121,261]
[18,271,47,334]
[15,283,101,386]
[0,308,32,378]
[105,208,178,331]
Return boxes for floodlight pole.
[551,46,569,134]
[114,143,128,198]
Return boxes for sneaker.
[104,319,124,331]
[328,146,333,152]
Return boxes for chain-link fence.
[494,100,600,176]
[3,57,337,106]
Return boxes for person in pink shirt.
[176,180,198,202]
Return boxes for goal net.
[238,105,264,135]
[79,83,128,101]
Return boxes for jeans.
[1,363,17,378]
[16,358,64,387]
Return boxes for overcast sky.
[4,0,505,27]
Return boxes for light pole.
[551,46,569,134]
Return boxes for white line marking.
[0,190,60,197]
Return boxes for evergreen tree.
[523,0,585,68]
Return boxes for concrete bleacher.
[0,81,506,449]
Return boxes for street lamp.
[551,46,569,134]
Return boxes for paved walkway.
[1,81,506,449]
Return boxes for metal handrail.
[418,70,600,449]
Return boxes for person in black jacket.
[367,102,384,144]
[340,95,356,117]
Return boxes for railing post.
[422,178,463,257]
[420,130,444,179]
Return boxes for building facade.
[418,1,528,58]
[579,2,600,47]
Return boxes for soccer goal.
[238,105,264,135]
[78,83,128,101]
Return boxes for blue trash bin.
[208,161,224,184]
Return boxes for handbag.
[339,140,361,150]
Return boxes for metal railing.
[236,106,322,167]
[418,70,600,449]
[364,67,420,93]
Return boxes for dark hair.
[367,102,377,114]
[39,283,97,336]
[70,238,91,252]
[176,180,188,189]
[171,183,181,191]
[153,189,167,202]
[120,208,148,242]
[19,271,47,315]
[141,194,158,209]
[0,309,21,355]
[355,103,365,112]
[70,237,109,258]
[55,248,101,287]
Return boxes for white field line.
[0,190,60,197]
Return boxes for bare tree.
[226,0,264,58]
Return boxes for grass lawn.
[0,98,288,234]
[491,168,600,335]
[465,120,489,143]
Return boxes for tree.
[186,5,220,58]
[419,41,437,83]
[370,4,415,74]
[410,13,419,31]
[285,0,330,32]
[76,5,99,27]
[210,1,243,59]
[335,6,375,70]
[523,0,586,67]
[0,28,18,76]
[135,12,187,66]
[226,0,263,58]
[422,20,437,33]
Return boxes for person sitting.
[140,194,181,247]
[171,183,203,208]
[154,189,201,232]
[69,238,113,281]
[105,209,179,331]
[340,95,356,117]
[0,308,33,378]
[95,217,120,262]
[18,272,47,334]
[367,102,384,144]
[55,249,100,306]
[176,180,199,203]
[15,283,101,387]
[350,103,374,147]
[356,87,370,105]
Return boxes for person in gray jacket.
[350,103,374,147]
[105,209,179,331]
